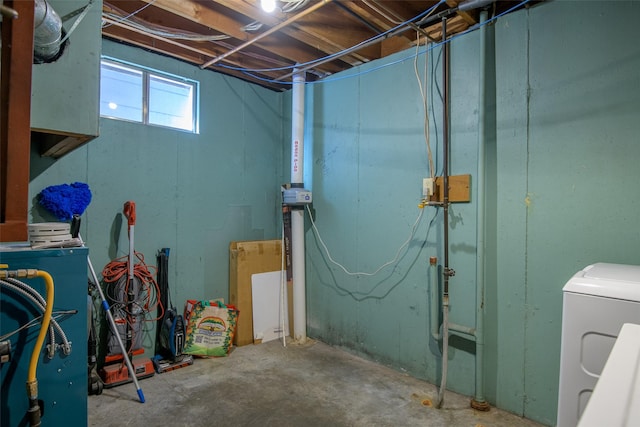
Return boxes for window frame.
[100,56,199,134]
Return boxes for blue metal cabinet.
[1,247,88,427]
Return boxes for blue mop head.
[38,182,92,221]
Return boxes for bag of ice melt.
[183,300,238,357]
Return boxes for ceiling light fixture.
[261,0,276,13]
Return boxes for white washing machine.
[577,323,640,427]
[557,263,640,427]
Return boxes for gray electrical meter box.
[283,188,312,205]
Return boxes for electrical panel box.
[283,188,312,205]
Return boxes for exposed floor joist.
[101,0,542,90]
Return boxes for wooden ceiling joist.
[213,0,370,66]
[101,0,542,90]
[200,0,333,68]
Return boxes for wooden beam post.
[1,0,35,242]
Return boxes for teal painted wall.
[509,1,640,422]
[29,40,285,355]
[303,1,640,425]
[25,1,640,425]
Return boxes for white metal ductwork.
[33,0,64,62]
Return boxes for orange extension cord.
[102,252,164,342]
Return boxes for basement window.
[100,58,199,133]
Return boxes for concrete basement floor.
[89,340,546,427]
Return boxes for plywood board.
[428,174,471,203]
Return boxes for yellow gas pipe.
[0,265,55,426]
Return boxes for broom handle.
[123,201,136,353]
[88,254,145,403]
[83,256,145,403]
[71,215,145,404]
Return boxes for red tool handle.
[123,201,136,228]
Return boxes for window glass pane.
[100,61,143,122]
[148,74,194,131]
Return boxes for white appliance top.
[563,263,640,301]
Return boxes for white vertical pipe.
[291,71,304,185]
[472,9,488,409]
[292,211,306,343]
[291,69,307,343]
